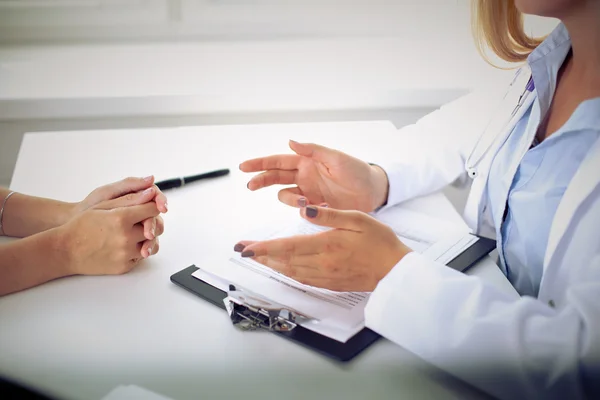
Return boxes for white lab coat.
[365,66,600,400]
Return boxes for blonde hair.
[472,0,544,66]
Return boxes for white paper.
[192,205,478,343]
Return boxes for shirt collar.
[526,23,572,120]
[527,23,571,66]
[526,23,600,135]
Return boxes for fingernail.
[241,250,255,258]
[164,202,168,211]
[238,163,242,170]
[151,227,156,237]
[320,203,329,208]
[234,243,245,252]
[306,206,318,218]
[148,246,153,256]
[143,187,154,196]
[298,197,307,207]
[246,181,251,190]
[143,175,153,182]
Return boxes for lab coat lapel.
[467,68,535,236]
[544,139,600,269]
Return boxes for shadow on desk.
[0,375,57,400]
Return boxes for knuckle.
[254,174,264,187]
[323,210,336,224]
[116,248,130,262]
[349,211,364,225]
[149,205,160,217]
[117,236,131,250]
[110,211,126,227]
[156,220,165,236]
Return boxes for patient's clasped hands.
[61,176,167,276]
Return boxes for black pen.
[155,169,230,190]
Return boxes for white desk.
[0,121,513,400]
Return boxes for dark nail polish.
[298,198,307,207]
[241,250,255,258]
[306,206,318,218]
[234,243,245,252]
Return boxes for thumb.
[95,187,156,210]
[300,206,366,231]
[289,140,337,163]
[99,176,155,200]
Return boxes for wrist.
[51,224,78,276]
[56,202,78,227]
[369,164,390,212]
[377,240,412,284]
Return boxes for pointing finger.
[119,202,160,225]
[153,186,168,213]
[155,215,165,237]
[239,233,327,259]
[278,187,309,208]
[142,217,156,240]
[239,154,300,173]
[247,170,297,191]
[96,176,155,201]
[301,206,367,232]
[96,187,156,210]
[233,240,255,253]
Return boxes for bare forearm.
[0,228,72,296]
[0,188,74,238]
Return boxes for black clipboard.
[170,235,496,362]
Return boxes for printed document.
[193,206,477,343]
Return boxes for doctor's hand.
[233,206,412,292]
[240,140,389,212]
[58,190,164,276]
[70,176,167,258]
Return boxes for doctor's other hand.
[57,190,164,276]
[240,140,389,212]
[234,206,412,292]
[70,176,167,258]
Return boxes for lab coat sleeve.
[372,79,509,208]
[365,251,600,400]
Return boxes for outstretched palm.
[241,140,387,212]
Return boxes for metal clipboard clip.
[224,285,316,332]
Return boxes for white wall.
[0,1,559,187]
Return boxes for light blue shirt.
[487,24,600,297]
